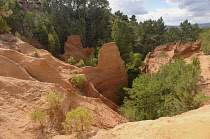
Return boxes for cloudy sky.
[108,0,210,25]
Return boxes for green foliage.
[15,31,28,42]
[126,53,144,87]
[134,17,167,56]
[116,86,127,106]
[165,27,180,43]
[45,91,66,130]
[112,19,134,63]
[68,56,75,64]
[75,59,85,67]
[0,0,12,17]
[121,57,208,121]
[85,53,98,67]
[48,33,56,55]
[30,108,46,123]
[0,16,10,33]
[199,27,210,55]
[165,20,201,43]
[45,91,65,109]
[70,74,87,87]
[62,106,93,134]
[22,11,35,35]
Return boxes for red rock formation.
[141,40,202,73]
[61,35,94,63]
[75,42,128,104]
[0,34,127,138]
[140,40,210,105]
[0,76,127,139]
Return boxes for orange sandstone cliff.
[0,34,127,138]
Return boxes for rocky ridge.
[90,40,210,139]
[0,34,128,138]
[141,40,210,100]
[91,105,210,139]
[60,35,94,63]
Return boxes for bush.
[45,91,66,130]
[75,59,85,67]
[70,74,87,87]
[121,57,208,121]
[68,56,75,64]
[45,90,65,109]
[62,106,93,134]
[0,16,10,33]
[85,53,98,67]
[199,27,210,55]
[15,32,28,42]
[30,108,46,123]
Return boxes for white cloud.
[137,0,210,25]
[136,7,189,25]
[166,0,210,17]
[108,0,148,15]
[108,0,210,25]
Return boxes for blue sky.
[143,0,175,11]
[108,0,210,25]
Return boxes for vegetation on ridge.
[1,0,209,127]
[120,57,209,121]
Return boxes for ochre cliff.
[73,42,128,104]
[141,40,202,73]
[0,34,127,138]
[141,40,210,105]
[91,105,210,139]
[60,35,94,62]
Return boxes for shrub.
[0,16,10,33]
[68,56,75,64]
[70,74,87,87]
[85,53,98,67]
[45,91,66,130]
[30,108,46,123]
[62,106,93,134]
[15,31,28,42]
[199,27,210,55]
[45,90,65,109]
[75,59,85,67]
[121,57,209,121]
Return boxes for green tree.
[190,23,201,41]
[48,33,56,55]
[112,10,129,22]
[62,106,93,134]
[52,31,60,53]
[135,17,167,56]
[112,19,134,63]
[70,74,87,87]
[45,91,65,109]
[0,0,12,33]
[199,27,210,55]
[68,56,76,64]
[75,59,85,67]
[0,16,10,33]
[22,11,35,36]
[15,31,28,42]
[0,0,12,17]
[45,91,65,130]
[30,108,46,126]
[121,57,207,121]
[165,27,180,43]
[126,53,144,87]
[85,53,98,67]
[178,20,201,43]
[180,20,192,42]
